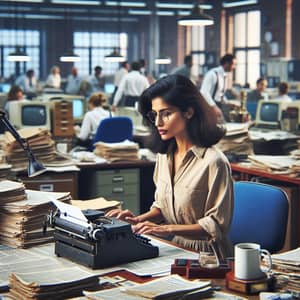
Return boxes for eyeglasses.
[146,110,176,124]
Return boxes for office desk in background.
[78,160,155,215]
[231,163,300,250]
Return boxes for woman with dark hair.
[107,74,233,258]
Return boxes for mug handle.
[260,249,272,273]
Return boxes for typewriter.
[48,200,159,269]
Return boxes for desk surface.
[231,162,300,185]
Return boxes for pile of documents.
[1,127,56,171]
[94,140,139,162]
[247,155,300,175]
[84,274,213,299]
[217,123,253,156]
[9,267,100,299]
[271,247,300,297]
[0,181,72,248]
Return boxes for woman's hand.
[132,221,172,237]
[105,209,140,225]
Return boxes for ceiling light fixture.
[51,0,101,5]
[7,47,30,62]
[128,9,151,15]
[222,0,258,8]
[60,51,80,62]
[177,1,214,26]
[155,56,172,65]
[105,48,126,63]
[105,1,146,7]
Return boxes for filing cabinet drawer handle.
[112,176,124,182]
[112,187,124,193]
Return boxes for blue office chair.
[229,181,289,253]
[246,101,258,120]
[93,116,133,145]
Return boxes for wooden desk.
[18,170,79,199]
[231,163,300,249]
[78,160,155,214]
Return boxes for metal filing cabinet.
[89,168,140,214]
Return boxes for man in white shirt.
[275,82,292,102]
[114,61,129,89]
[112,61,149,109]
[65,67,82,94]
[46,65,61,89]
[201,54,236,120]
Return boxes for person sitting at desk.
[4,85,26,115]
[275,82,292,102]
[246,77,268,102]
[76,92,110,148]
[106,74,234,259]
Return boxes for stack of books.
[9,267,100,299]
[0,181,72,248]
[271,247,300,297]
[94,140,139,162]
[217,123,253,157]
[1,127,56,171]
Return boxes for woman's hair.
[89,92,107,107]
[278,82,288,95]
[7,85,23,101]
[139,74,226,153]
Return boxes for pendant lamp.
[7,46,30,62]
[178,1,214,26]
[105,48,126,63]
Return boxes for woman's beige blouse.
[152,145,234,258]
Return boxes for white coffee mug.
[234,243,272,280]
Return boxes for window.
[190,26,206,79]
[74,32,128,76]
[0,30,40,79]
[233,10,261,87]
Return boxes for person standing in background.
[46,65,61,89]
[87,66,105,96]
[65,67,82,94]
[112,61,149,109]
[201,54,236,121]
[171,55,193,80]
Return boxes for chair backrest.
[229,181,289,253]
[93,116,133,144]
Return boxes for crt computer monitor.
[255,99,300,129]
[8,101,52,131]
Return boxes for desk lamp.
[0,109,46,177]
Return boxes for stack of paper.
[84,274,212,299]
[0,188,72,248]
[71,197,121,213]
[216,123,253,156]
[1,127,56,171]
[247,155,299,175]
[271,248,300,297]
[0,180,26,203]
[9,267,100,300]
[94,140,139,162]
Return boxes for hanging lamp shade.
[155,56,172,65]
[177,3,214,26]
[105,48,126,63]
[60,50,80,62]
[7,47,30,62]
